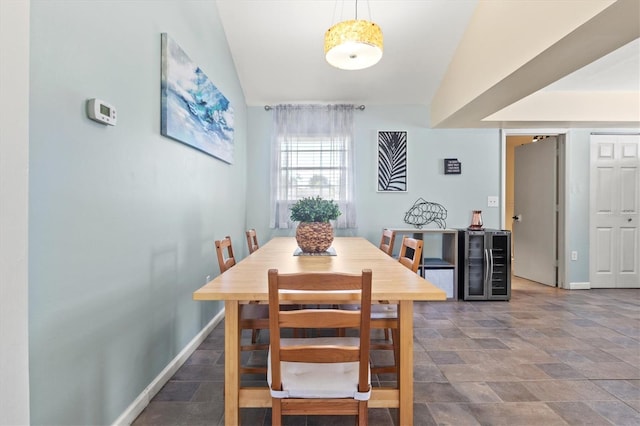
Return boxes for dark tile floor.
[133,277,640,425]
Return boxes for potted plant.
[290,196,341,253]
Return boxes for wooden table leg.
[398,300,414,426]
[224,300,240,426]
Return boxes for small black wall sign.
[444,158,461,175]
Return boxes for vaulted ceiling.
[216,0,639,128]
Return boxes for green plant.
[290,196,341,223]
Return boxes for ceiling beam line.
[430,0,640,128]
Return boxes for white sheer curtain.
[270,104,356,229]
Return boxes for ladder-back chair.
[267,269,372,426]
[379,228,396,256]
[246,228,259,254]
[215,236,269,375]
[371,236,423,375]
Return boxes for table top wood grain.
[193,237,447,302]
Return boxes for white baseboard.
[112,308,225,426]
[568,282,590,290]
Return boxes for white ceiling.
[544,38,639,92]
[216,0,639,128]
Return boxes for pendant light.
[324,0,383,70]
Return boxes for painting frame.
[377,130,407,192]
[161,33,234,163]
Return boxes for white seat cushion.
[268,337,371,400]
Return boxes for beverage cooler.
[457,229,511,301]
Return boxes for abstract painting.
[161,33,234,163]
[377,130,407,192]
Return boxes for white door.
[513,137,557,286]
[590,135,640,288]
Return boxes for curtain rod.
[264,104,365,111]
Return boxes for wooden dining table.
[193,237,447,425]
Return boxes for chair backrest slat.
[279,309,361,329]
[280,346,361,363]
[275,272,366,291]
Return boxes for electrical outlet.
[206,275,211,283]
[487,196,499,208]
[571,251,578,261]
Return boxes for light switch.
[487,196,499,208]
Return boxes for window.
[278,136,348,200]
[270,105,356,229]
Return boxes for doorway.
[502,130,566,288]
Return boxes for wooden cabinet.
[389,228,458,299]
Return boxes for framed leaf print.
[377,130,407,192]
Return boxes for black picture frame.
[377,130,407,192]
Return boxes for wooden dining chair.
[246,228,259,254]
[398,235,423,273]
[370,236,423,375]
[215,236,269,375]
[215,235,236,273]
[377,228,396,341]
[379,228,396,256]
[267,269,372,426]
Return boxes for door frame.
[500,129,568,289]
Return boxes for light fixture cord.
[330,0,340,27]
[331,0,373,25]
[355,0,374,21]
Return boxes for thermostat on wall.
[86,98,117,126]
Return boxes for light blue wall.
[29,1,243,424]
[353,106,502,247]
[565,129,592,284]
[247,108,639,285]
[246,105,502,258]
